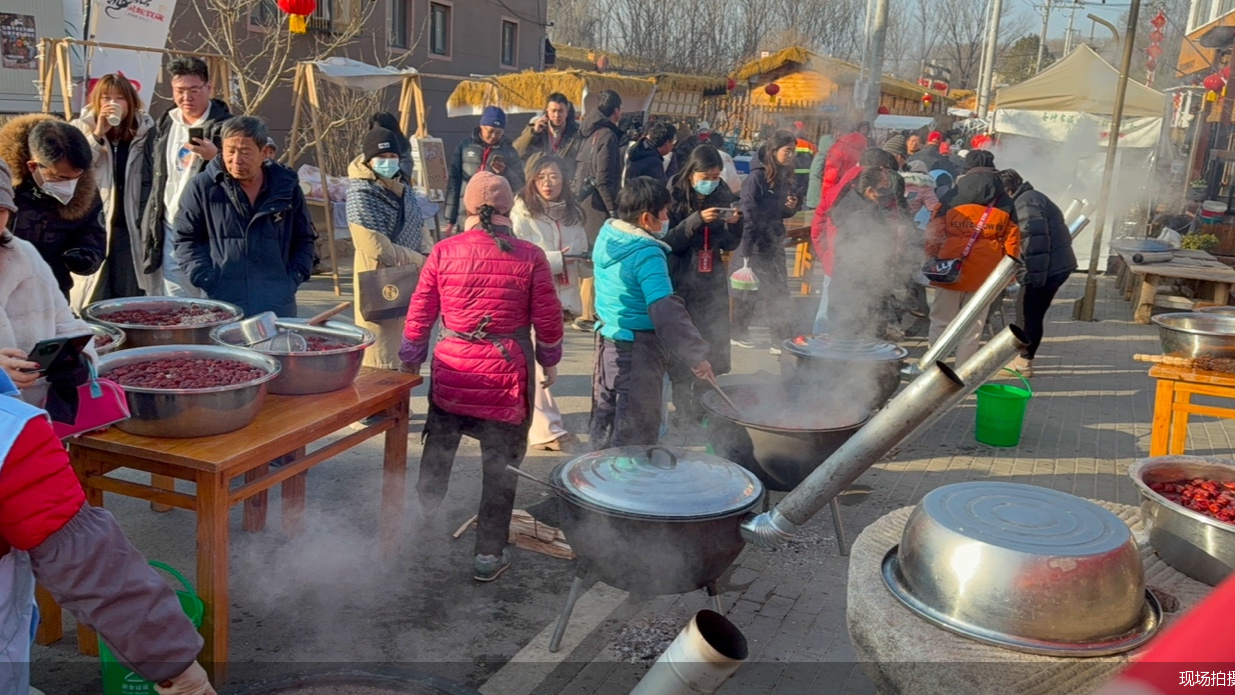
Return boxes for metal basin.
[1196,305,1235,316]
[1128,455,1235,586]
[883,482,1160,656]
[699,382,869,492]
[84,297,242,348]
[211,319,374,395]
[98,345,280,438]
[86,322,126,355]
[550,446,763,596]
[1152,312,1235,358]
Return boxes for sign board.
[994,109,1164,149]
[87,0,180,106]
[411,137,448,202]
[0,14,37,71]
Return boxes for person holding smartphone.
[661,145,743,425]
[140,57,232,298]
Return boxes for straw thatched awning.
[446,70,657,117]
[650,73,728,93]
[552,45,657,74]
[731,46,815,83]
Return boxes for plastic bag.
[730,259,759,291]
[1156,227,1183,249]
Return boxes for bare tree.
[180,0,376,115]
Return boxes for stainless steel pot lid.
[551,446,763,519]
[782,334,909,361]
[1110,237,1171,253]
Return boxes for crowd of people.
[0,64,1080,653]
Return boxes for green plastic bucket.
[974,368,1033,447]
[100,561,203,695]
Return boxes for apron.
[428,316,536,431]
[0,375,44,694]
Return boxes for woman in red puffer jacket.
[401,171,563,583]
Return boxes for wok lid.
[552,446,763,519]
[783,335,908,361]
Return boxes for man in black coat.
[140,56,232,296]
[173,116,316,318]
[444,106,524,233]
[907,131,956,177]
[571,89,623,332]
[999,168,1077,376]
[513,92,582,182]
[625,121,677,185]
[0,115,105,298]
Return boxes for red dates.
[99,304,234,327]
[94,333,114,347]
[109,358,265,389]
[1150,478,1235,525]
[303,335,350,352]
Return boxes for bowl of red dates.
[86,322,126,355]
[210,319,375,395]
[84,297,243,348]
[1129,455,1235,586]
[98,345,281,438]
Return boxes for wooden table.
[36,368,420,682]
[1149,363,1235,456]
[784,211,814,295]
[1115,249,1235,323]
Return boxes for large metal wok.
[516,446,763,652]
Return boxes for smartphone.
[20,333,92,373]
[188,126,205,145]
[711,208,739,217]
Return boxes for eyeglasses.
[535,174,563,184]
[173,85,206,97]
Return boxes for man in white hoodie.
[139,57,232,297]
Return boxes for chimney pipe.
[900,325,1029,448]
[741,362,965,548]
[628,610,747,695]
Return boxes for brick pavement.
[529,273,1235,693]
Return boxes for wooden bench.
[1115,249,1235,323]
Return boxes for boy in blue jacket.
[590,177,713,449]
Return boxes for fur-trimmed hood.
[0,113,100,222]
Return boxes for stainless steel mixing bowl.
[84,297,243,348]
[98,345,280,438]
[1128,455,1235,586]
[1196,305,1235,316]
[210,319,374,395]
[1151,312,1235,358]
[86,322,126,356]
[882,482,1160,656]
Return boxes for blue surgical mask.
[654,218,670,238]
[371,158,401,180]
[693,178,719,196]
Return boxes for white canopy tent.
[992,45,1168,266]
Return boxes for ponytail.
[478,204,512,252]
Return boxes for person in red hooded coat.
[401,171,563,583]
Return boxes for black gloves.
[63,248,102,275]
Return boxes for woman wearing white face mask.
[346,127,432,373]
[510,155,588,451]
[69,73,160,310]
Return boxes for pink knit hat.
[463,171,514,230]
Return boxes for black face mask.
[875,189,897,206]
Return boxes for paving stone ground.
[527,272,1235,693]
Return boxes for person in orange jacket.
[925,149,1020,364]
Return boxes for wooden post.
[412,75,429,138]
[57,41,73,118]
[39,38,55,114]
[303,64,342,296]
[288,64,306,164]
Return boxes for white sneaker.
[730,338,757,349]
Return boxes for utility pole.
[976,0,994,91]
[1064,2,1078,54]
[864,0,890,120]
[1077,0,1143,321]
[1035,0,1052,74]
[976,0,1004,118]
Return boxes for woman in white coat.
[510,155,589,451]
[69,73,159,310]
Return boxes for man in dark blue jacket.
[172,116,315,317]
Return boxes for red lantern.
[1150,10,1167,29]
[1204,73,1225,92]
[726,78,736,92]
[922,93,933,104]
[877,105,890,115]
[278,0,316,33]
[596,54,611,72]
[764,83,780,97]
[1149,28,1164,43]
[932,81,948,92]
[1146,57,1157,72]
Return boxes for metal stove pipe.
[1062,199,1083,225]
[741,362,965,548]
[900,325,1029,448]
[629,610,747,695]
[902,255,1021,378]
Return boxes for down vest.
[401,228,564,425]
